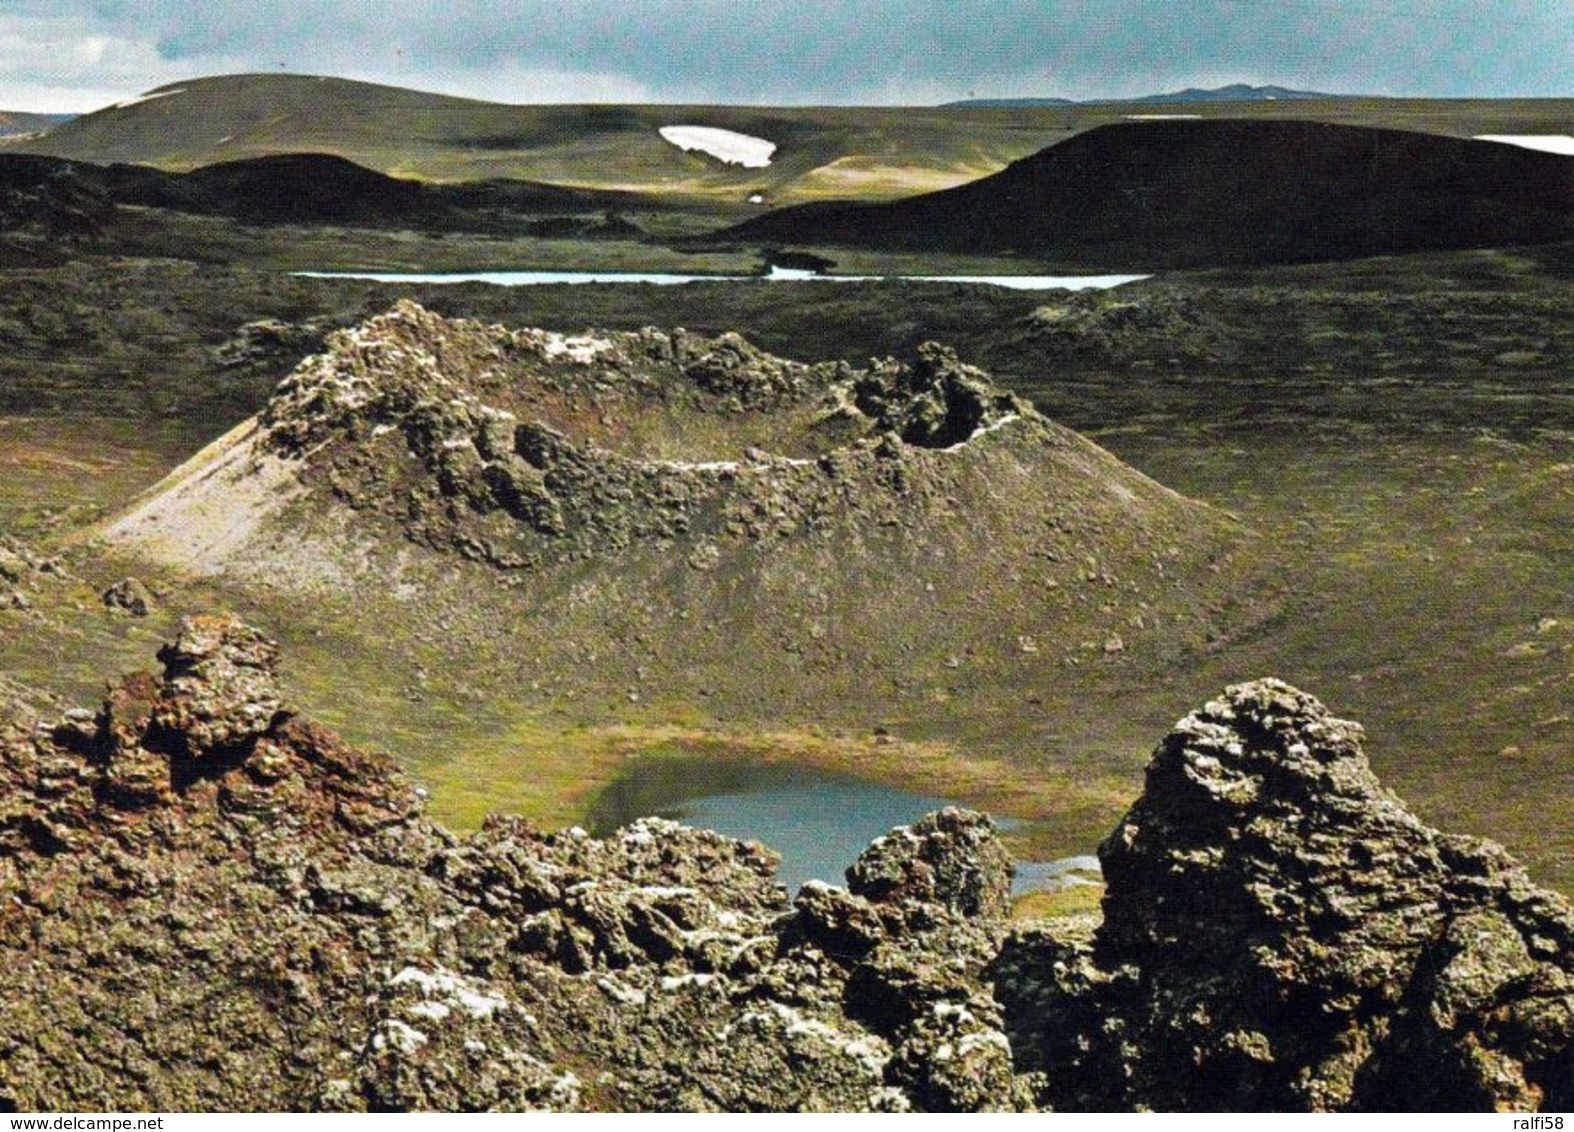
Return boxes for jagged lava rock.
[1000,679,1574,1112]
[0,618,1018,1111]
[848,807,1014,918]
[149,615,286,758]
[101,575,155,616]
[1,626,1567,1111]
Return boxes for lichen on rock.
[847,806,1015,919]
[1001,678,1574,1112]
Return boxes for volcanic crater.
[100,300,1248,715]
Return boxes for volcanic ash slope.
[101,300,1242,711]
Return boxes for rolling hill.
[723,119,1574,268]
[7,73,1573,207]
[2,73,1071,205]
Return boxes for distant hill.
[1126,83,1337,104]
[0,111,73,137]
[950,96,1079,108]
[10,72,1573,208]
[945,84,1337,108]
[5,73,1079,205]
[723,119,1574,269]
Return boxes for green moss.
[1011,884,1105,921]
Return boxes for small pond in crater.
[586,756,1101,897]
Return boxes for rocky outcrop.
[210,316,334,377]
[0,618,1018,1111]
[253,301,1038,567]
[998,680,1574,1112]
[0,533,65,610]
[1,628,1567,1111]
[1015,289,1232,367]
[101,576,155,616]
[0,155,116,240]
[847,807,1014,918]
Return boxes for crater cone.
[99,301,1245,714]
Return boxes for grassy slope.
[8,73,1574,206]
[5,74,1063,205]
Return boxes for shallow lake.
[586,757,1101,896]
[297,265,1149,290]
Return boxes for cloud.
[0,0,1569,111]
[0,10,210,110]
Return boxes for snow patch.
[1125,114,1203,121]
[1473,134,1574,156]
[660,125,776,168]
[114,88,184,110]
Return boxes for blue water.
[660,770,958,894]
[587,759,1100,896]
[296,265,1149,290]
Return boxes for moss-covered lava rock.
[1,621,1568,1110]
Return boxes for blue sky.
[1,0,1570,111]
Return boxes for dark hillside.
[1,151,637,234]
[0,154,116,241]
[725,120,1574,268]
[101,152,627,226]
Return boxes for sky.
[0,0,1570,112]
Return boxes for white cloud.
[0,12,216,110]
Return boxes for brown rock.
[150,615,285,759]
[847,807,1014,919]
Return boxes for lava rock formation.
[1,620,1568,1110]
